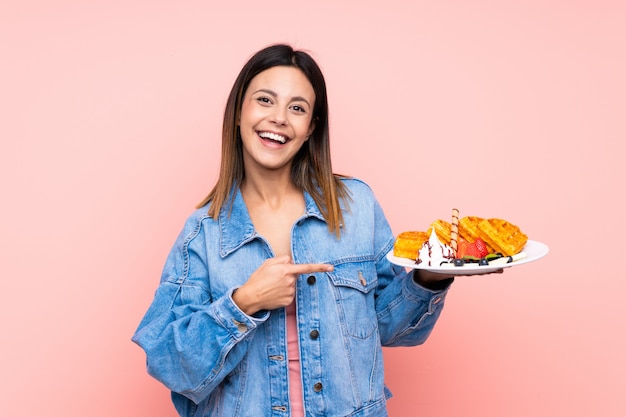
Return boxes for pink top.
[286,301,304,417]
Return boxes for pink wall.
[1,1,625,415]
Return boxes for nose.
[270,106,288,126]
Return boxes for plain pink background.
[1,1,625,416]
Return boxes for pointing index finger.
[289,263,334,274]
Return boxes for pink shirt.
[286,301,304,417]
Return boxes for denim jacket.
[132,178,451,417]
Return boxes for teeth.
[258,131,287,143]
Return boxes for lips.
[257,131,289,144]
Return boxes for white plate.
[386,240,549,275]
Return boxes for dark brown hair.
[197,44,349,237]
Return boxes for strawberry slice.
[456,238,470,258]
[457,237,489,259]
[473,238,489,258]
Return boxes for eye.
[256,96,272,105]
[290,104,307,113]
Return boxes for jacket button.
[313,382,323,392]
[310,329,319,339]
[307,275,316,285]
[232,319,247,332]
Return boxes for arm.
[131,218,268,404]
[366,197,453,346]
[375,251,453,347]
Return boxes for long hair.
[197,44,349,237]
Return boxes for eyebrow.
[253,88,312,108]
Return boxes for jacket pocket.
[327,260,378,339]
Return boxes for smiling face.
[239,66,316,177]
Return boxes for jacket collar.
[218,187,326,257]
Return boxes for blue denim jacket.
[132,178,451,417]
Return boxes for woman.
[132,44,455,417]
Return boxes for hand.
[414,268,503,290]
[233,255,333,315]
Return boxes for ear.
[306,119,316,140]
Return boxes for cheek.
[295,118,314,137]
[239,101,257,126]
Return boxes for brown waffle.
[426,219,452,245]
[458,216,495,252]
[393,231,429,259]
[458,216,482,241]
[477,218,528,256]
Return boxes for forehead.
[247,66,316,102]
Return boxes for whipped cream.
[417,229,455,266]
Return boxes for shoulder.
[338,176,377,201]
[178,205,215,237]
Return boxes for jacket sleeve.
[369,198,453,347]
[131,215,269,405]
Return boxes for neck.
[241,170,300,207]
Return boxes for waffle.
[477,218,528,256]
[458,216,495,253]
[458,216,483,242]
[426,219,452,245]
[393,231,429,259]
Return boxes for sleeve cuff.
[404,270,453,300]
[412,272,455,291]
[214,287,270,340]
